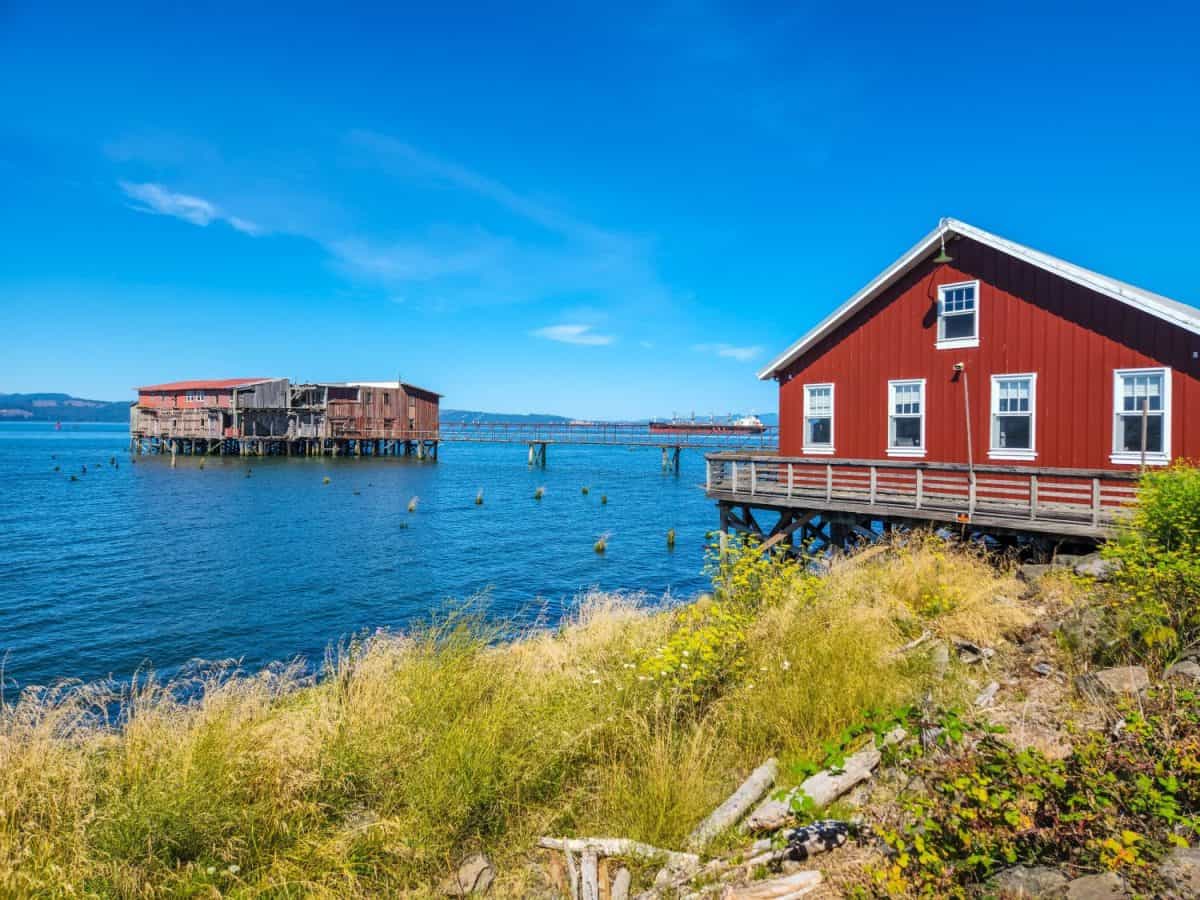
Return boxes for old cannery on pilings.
[130,378,442,458]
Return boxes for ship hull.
[648,422,765,435]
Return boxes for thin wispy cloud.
[337,131,674,313]
[118,181,263,235]
[693,342,762,361]
[532,324,614,346]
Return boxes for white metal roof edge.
[758,217,1200,380]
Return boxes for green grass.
[0,538,1024,897]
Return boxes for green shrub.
[1103,462,1200,665]
[874,689,1200,897]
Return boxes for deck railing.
[706,453,1139,533]
[437,421,779,450]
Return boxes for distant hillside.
[0,393,129,423]
[439,409,572,424]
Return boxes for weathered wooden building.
[707,218,1200,549]
[130,378,442,458]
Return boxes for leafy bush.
[874,688,1200,897]
[1103,462,1200,665]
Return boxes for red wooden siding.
[136,390,236,410]
[777,236,1200,469]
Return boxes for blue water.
[0,423,719,691]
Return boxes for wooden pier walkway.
[439,421,778,469]
[705,452,1139,548]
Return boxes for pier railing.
[705,453,1139,536]
[437,421,779,450]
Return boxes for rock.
[930,641,950,678]
[1064,872,1126,899]
[1054,605,1111,660]
[992,865,1069,897]
[1032,661,1055,677]
[954,638,994,664]
[1073,554,1118,580]
[1052,553,1088,568]
[782,820,849,860]
[1165,659,1200,684]
[975,681,1000,707]
[441,853,495,896]
[1019,564,1053,582]
[1158,846,1200,896]
[1075,666,1149,699]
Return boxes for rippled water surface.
[0,423,719,689]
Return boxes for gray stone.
[930,641,950,678]
[1072,554,1117,580]
[993,865,1069,897]
[975,681,1001,707]
[1075,666,1149,699]
[1019,564,1053,582]
[441,853,495,896]
[1064,872,1126,899]
[1159,845,1200,896]
[1165,659,1200,685]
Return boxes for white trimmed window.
[989,374,1036,460]
[887,379,926,456]
[802,384,834,453]
[185,391,206,402]
[1112,367,1171,465]
[936,280,980,349]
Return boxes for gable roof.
[135,378,272,392]
[758,218,1200,380]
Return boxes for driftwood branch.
[744,729,905,832]
[721,870,822,899]
[564,847,580,900]
[581,849,600,900]
[610,867,631,900]
[687,758,778,851]
[538,837,701,874]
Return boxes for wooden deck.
[705,453,1139,541]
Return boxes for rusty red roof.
[135,378,271,392]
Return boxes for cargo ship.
[648,414,766,435]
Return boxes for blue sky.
[2,2,1198,419]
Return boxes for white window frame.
[1111,367,1171,465]
[802,383,834,454]
[935,279,980,350]
[988,373,1037,461]
[887,378,927,457]
[185,390,206,403]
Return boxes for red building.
[134,378,268,410]
[760,218,1200,471]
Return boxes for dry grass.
[0,536,1025,897]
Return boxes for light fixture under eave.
[933,232,954,264]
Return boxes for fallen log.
[538,837,701,874]
[582,849,600,900]
[687,758,779,851]
[611,867,631,900]
[743,729,904,832]
[721,870,822,899]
